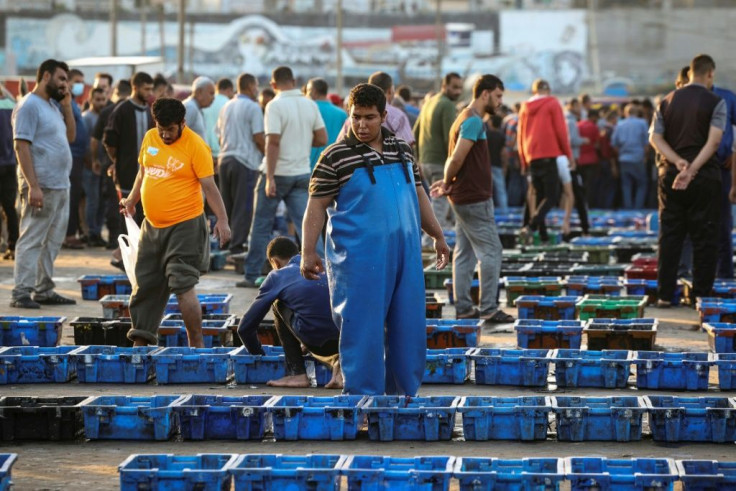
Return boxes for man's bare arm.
[300,195,332,280]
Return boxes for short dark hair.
[266,236,299,260]
[348,83,386,114]
[472,74,504,99]
[216,77,234,92]
[116,79,132,97]
[260,87,275,99]
[568,97,580,107]
[580,93,591,104]
[69,68,84,79]
[309,78,329,97]
[367,72,393,93]
[677,65,690,84]
[95,72,113,86]
[691,54,716,77]
[131,72,154,88]
[36,59,69,83]
[443,72,461,86]
[588,108,600,119]
[152,98,186,126]
[272,66,294,85]
[237,73,257,92]
[153,73,168,89]
[396,85,411,101]
[90,87,105,97]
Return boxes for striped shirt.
[310,127,421,198]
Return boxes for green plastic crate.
[570,245,612,265]
[424,266,452,290]
[577,294,648,321]
[506,279,564,306]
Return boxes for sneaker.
[10,297,41,309]
[32,292,76,305]
[236,279,258,288]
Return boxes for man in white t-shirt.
[239,66,326,287]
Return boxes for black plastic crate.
[0,396,88,441]
[70,316,132,347]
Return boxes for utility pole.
[336,0,344,97]
[434,0,443,92]
[140,0,147,56]
[159,4,166,62]
[177,0,186,83]
[587,0,602,95]
[110,0,118,56]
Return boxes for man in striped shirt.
[301,83,449,396]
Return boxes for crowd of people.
[1,52,733,396]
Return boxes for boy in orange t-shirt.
[121,98,230,347]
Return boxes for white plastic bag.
[118,215,140,291]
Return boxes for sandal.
[482,309,515,324]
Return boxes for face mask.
[71,82,85,97]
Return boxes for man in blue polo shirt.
[237,236,341,388]
[307,77,347,170]
[713,83,736,279]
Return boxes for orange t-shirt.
[138,126,214,228]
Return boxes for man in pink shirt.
[576,108,601,208]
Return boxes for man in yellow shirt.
[121,98,230,347]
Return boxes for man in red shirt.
[576,108,601,208]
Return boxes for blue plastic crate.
[565,457,678,491]
[697,297,736,324]
[676,460,736,491]
[457,396,552,441]
[0,454,17,491]
[81,395,180,440]
[552,396,646,442]
[171,394,272,440]
[164,293,233,315]
[157,319,231,348]
[514,319,583,349]
[0,346,76,384]
[426,319,482,348]
[633,351,713,390]
[341,455,454,491]
[423,348,469,384]
[703,323,736,354]
[515,296,580,320]
[118,453,237,491]
[99,294,131,319]
[552,349,633,388]
[565,276,622,297]
[77,274,130,300]
[361,396,460,441]
[152,347,236,384]
[266,395,366,441]
[70,346,157,384]
[716,353,736,390]
[307,355,334,387]
[229,454,342,491]
[624,279,682,306]
[0,316,65,347]
[570,236,618,247]
[645,396,736,443]
[232,345,285,384]
[470,348,552,387]
[454,457,564,491]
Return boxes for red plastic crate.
[624,265,657,281]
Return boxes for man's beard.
[46,82,65,102]
[485,103,497,115]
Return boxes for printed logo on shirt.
[145,156,185,180]
[147,146,159,156]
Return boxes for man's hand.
[674,158,689,172]
[729,186,736,204]
[429,179,452,198]
[434,237,450,270]
[300,251,324,280]
[119,197,136,217]
[265,177,277,198]
[212,219,231,247]
[29,186,44,210]
[672,167,695,190]
[92,160,102,176]
[59,90,72,110]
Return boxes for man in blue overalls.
[301,83,450,396]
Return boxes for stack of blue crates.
[0,346,77,384]
[0,454,17,491]
[361,396,460,441]
[229,454,343,490]
[0,316,65,347]
[703,322,736,353]
[81,395,180,441]
[645,396,736,443]
[152,347,237,384]
[267,395,366,441]
[697,297,736,324]
[172,395,272,440]
[633,351,713,390]
[470,348,552,386]
[457,396,551,441]
[565,457,678,491]
[164,293,232,315]
[454,458,564,491]
[341,455,455,491]
[677,460,736,490]
[70,346,157,384]
[157,319,232,348]
[717,353,736,390]
[423,348,470,384]
[552,349,632,388]
[118,453,237,491]
[514,319,583,349]
[551,396,646,442]
[515,296,580,320]
[77,274,131,300]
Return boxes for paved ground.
[0,248,734,490]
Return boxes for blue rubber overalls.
[325,138,426,396]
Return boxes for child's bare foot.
[266,374,310,387]
[324,362,343,389]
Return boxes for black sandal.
[483,310,515,324]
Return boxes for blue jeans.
[491,166,508,214]
[620,160,647,209]
[244,173,320,281]
[81,167,102,236]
